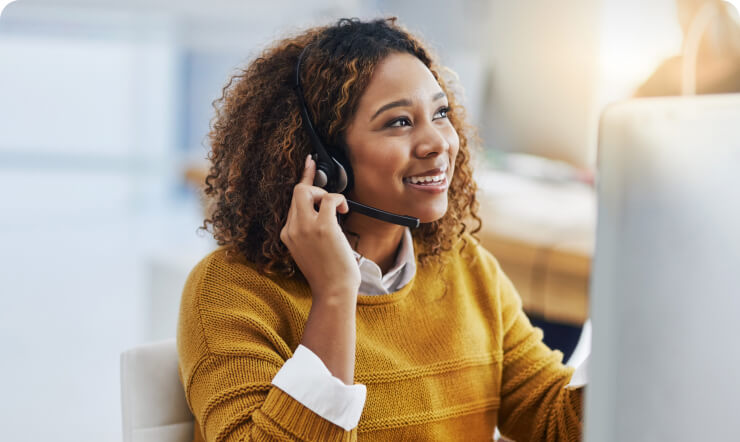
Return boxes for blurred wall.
[0,2,360,441]
[374,0,602,168]
[375,0,683,169]
[484,1,602,168]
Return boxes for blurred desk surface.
[476,169,596,326]
[184,165,596,325]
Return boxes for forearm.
[300,294,357,385]
[499,325,584,440]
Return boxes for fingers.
[283,155,348,246]
[318,193,348,224]
[335,194,349,215]
[293,182,328,216]
[293,154,328,215]
[299,154,316,185]
[282,191,347,247]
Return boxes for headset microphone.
[294,45,420,229]
[346,200,420,228]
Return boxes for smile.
[403,175,449,193]
[405,173,446,184]
[402,164,448,184]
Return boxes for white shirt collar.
[351,227,416,295]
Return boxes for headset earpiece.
[313,167,329,189]
[311,154,347,193]
[330,148,352,194]
[312,152,330,188]
[332,157,349,193]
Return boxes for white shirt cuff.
[271,344,367,431]
[565,319,590,389]
[565,353,589,389]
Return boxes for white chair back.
[120,339,194,442]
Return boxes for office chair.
[120,339,194,442]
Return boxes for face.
[343,52,460,224]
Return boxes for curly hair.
[202,17,481,277]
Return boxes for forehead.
[356,52,443,114]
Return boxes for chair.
[120,339,195,442]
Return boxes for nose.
[413,120,450,159]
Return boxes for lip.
[404,175,449,193]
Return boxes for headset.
[293,45,420,229]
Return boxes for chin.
[414,201,449,224]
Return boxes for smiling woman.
[201,18,479,278]
[343,53,459,230]
[177,17,583,442]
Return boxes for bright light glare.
[0,0,15,15]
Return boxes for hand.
[280,155,361,304]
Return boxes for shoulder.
[179,248,260,318]
[444,233,521,306]
[178,248,308,361]
[182,248,304,305]
[186,247,261,286]
[414,232,510,298]
[450,232,505,277]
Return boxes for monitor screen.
[585,94,740,441]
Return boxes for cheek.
[350,146,405,193]
[361,148,404,179]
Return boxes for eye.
[434,106,450,120]
[387,117,412,128]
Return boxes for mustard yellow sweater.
[177,236,583,441]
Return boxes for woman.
[177,17,583,441]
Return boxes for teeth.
[407,174,445,185]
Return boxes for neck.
[342,213,406,274]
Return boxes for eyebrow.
[370,92,447,121]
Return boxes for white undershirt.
[353,227,416,295]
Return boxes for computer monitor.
[585,94,740,441]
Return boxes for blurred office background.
[0,0,735,440]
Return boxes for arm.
[271,345,366,431]
[493,261,583,441]
[178,257,361,442]
[178,155,364,441]
[300,287,358,385]
[280,154,361,385]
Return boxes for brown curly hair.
[202,17,481,277]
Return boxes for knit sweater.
[177,235,583,441]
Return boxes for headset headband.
[294,45,346,192]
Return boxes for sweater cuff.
[271,344,367,431]
[259,387,356,441]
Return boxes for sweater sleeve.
[493,260,584,441]
[177,253,359,442]
[271,345,367,431]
